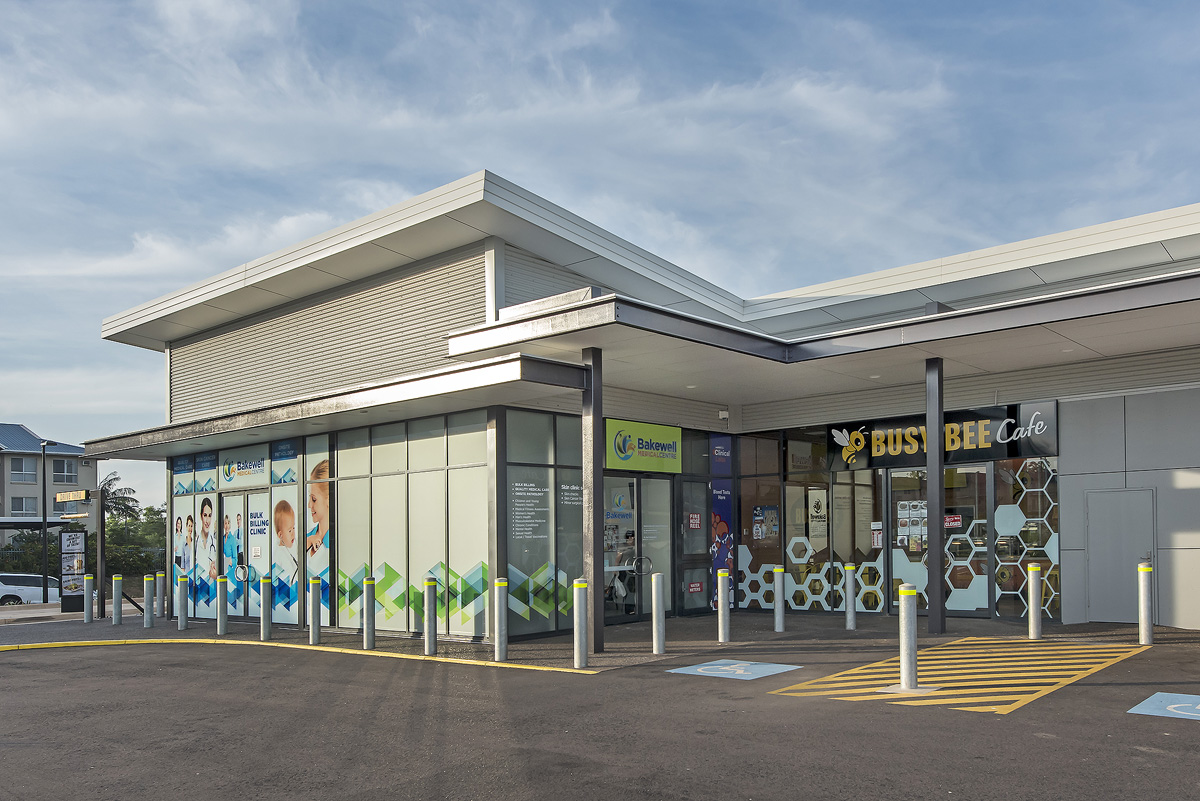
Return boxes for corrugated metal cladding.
[170,245,486,423]
[504,248,609,307]
[510,388,731,432]
[741,345,1200,431]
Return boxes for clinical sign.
[605,419,682,474]
[827,402,1057,471]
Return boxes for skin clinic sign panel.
[605,419,682,474]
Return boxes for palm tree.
[99,471,140,534]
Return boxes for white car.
[0,573,61,605]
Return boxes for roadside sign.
[59,513,90,520]
[55,489,90,503]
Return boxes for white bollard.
[845,564,857,631]
[143,575,154,628]
[363,577,376,651]
[83,574,94,623]
[1027,564,1042,641]
[424,577,438,656]
[717,568,731,643]
[260,577,272,642]
[112,575,123,626]
[494,578,508,662]
[177,576,189,630]
[773,566,785,633]
[573,580,588,669]
[156,571,166,618]
[652,572,665,655]
[309,577,322,645]
[899,583,917,690]
[216,576,228,636]
[1139,562,1154,645]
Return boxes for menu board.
[896,500,928,553]
[60,529,86,596]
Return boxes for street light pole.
[40,440,57,604]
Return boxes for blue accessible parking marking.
[1128,693,1200,721]
[667,659,802,681]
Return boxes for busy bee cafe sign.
[827,401,1057,471]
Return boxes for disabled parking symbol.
[667,659,802,681]
[1128,693,1200,721]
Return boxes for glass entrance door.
[888,464,991,616]
[219,491,272,620]
[678,479,711,614]
[602,475,673,623]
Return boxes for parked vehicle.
[0,573,60,605]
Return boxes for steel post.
[143,575,154,628]
[260,577,272,642]
[899,583,917,690]
[652,572,666,655]
[573,580,588,669]
[717,568,731,643]
[111,575,123,625]
[1139,562,1154,645]
[309,577,321,645]
[177,576,188,630]
[494,578,508,662]
[773,566,785,633]
[83,574,93,623]
[845,564,857,631]
[363,577,376,651]
[1027,564,1042,641]
[424,577,438,656]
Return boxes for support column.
[926,357,946,635]
[582,347,605,654]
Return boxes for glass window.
[507,464,555,635]
[408,417,446,471]
[10,457,35,483]
[556,467,584,627]
[335,477,371,626]
[508,410,554,465]
[305,435,332,481]
[371,473,408,632]
[336,428,371,477]
[408,470,447,634]
[448,466,489,636]
[52,500,78,515]
[447,411,487,466]
[11,497,37,516]
[785,428,827,473]
[737,478,781,609]
[371,423,407,474]
[555,416,582,467]
[682,430,710,475]
[52,459,78,484]
[738,434,780,476]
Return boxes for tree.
[99,471,140,539]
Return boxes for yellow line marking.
[0,638,597,674]
[771,636,1148,714]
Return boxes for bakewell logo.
[613,430,635,461]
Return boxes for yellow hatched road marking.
[770,636,1148,714]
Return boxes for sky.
[4,0,1200,511]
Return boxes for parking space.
[771,636,1149,713]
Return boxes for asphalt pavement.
[1,610,1198,800]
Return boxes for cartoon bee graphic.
[831,427,867,465]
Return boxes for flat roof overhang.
[84,354,587,461]
[447,264,1200,407]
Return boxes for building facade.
[1,424,96,547]
[88,172,1200,643]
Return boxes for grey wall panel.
[1059,472,1125,550]
[1126,388,1200,471]
[1156,547,1200,629]
[1058,549,1087,624]
[742,345,1200,432]
[170,245,486,422]
[503,248,610,308]
[1085,488,1155,624]
[1127,469,1200,549]
[1058,397,1126,476]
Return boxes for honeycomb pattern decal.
[995,457,1060,619]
